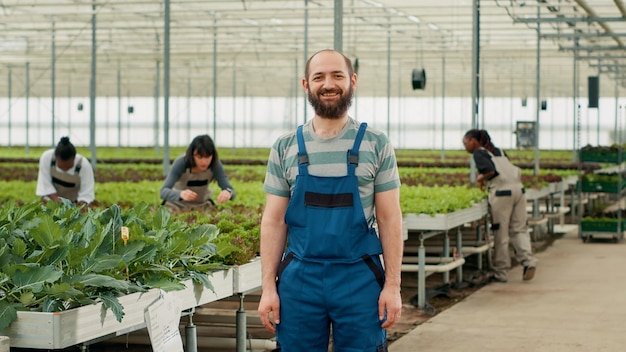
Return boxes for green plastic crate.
[579,149,621,163]
[580,178,626,193]
[580,219,626,232]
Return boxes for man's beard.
[307,85,354,119]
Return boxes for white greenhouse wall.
[1,95,624,150]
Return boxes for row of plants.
[0,147,573,333]
[0,200,242,330]
[0,162,578,186]
[0,181,489,331]
[0,146,585,169]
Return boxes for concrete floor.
[390,227,626,352]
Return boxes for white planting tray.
[403,200,488,231]
[1,268,234,349]
[232,257,262,294]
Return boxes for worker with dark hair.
[36,136,95,205]
[463,129,537,283]
[160,134,235,212]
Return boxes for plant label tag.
[144,293,184,352]
[121,226,129,242]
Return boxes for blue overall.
[275,123,388,352]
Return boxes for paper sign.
[144,293,184,352]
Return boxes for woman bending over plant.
[160,134,235,212]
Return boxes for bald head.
[305,49,354,80]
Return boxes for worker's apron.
[483,148,537,279]
[163,167,214,212]
[50,157,82,203]
[276,123,388,352]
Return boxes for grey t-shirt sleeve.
[159,156,186,202]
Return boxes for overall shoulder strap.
[347,122,368,175]
[296,125,309,175]
[75,156,82,173]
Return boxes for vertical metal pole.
[187,76,192,143]
[236,294,247,352]
[232,66,236,151]
[481,68,485,128]
[185,308,197,352]
[303,0,309,123]
[572,38,579,162]
[213,17,218,141]
[386,18,391,138]
[441,56,446,160]
[25,62,30,154]
[397,67,402,147]
[443,232,450,284]
[163,0,171,175]
[355,57,359,121]
[333,0,343,52]
[89,3,97,170]
[243,84,247,147]
[596,73,600,145]
[550,91,554,150]
[615,76,619,144]
[456,227,463,288]
[38,97,42,142]
[510,76,514,148]
[534,5,541,176]
[127,90,131,146]
[8,69,11,147]
[294,58,299,128]
[471,0,480,129]
[117,68,121,150]
[470,0,480,183]
[67,80,71,136]
[433,82,436,149]
[154,61,160,155]
[51,21,56,145]
[418,235,426,309]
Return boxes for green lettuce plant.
[0,200,229,330]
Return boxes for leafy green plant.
[400,185,486,215]
[0,200,229,330]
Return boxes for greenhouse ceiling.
[0,0,625,99]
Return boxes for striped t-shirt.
[263,117,401,225]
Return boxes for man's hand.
[379,284,402,329]
[257,289,281,333]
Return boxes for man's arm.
[257,193,289,333]
[375,187,404,329]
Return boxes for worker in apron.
[464,129,537,282]
[160,134,235,212]
[36,136,95,205]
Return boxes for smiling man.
[258,49,404,351]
